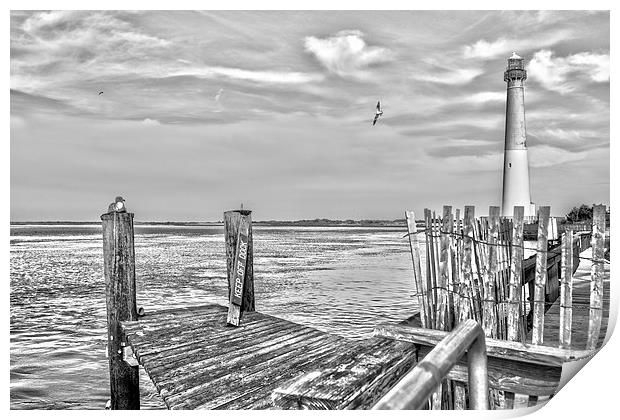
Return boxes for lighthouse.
[501,52,535,218]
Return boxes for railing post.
[224,209,254,326]
[101,203,140,410]
[466,330,489,410]
[372,319,489,410]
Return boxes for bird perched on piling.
[372,101,383,126]
[107,196,127,213]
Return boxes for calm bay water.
[10,224,418,409]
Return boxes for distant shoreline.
[10,219,408,228]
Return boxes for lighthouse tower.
[501,52,535,218]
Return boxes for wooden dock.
[121,303,417,409]
[101,200,610,410]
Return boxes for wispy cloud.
[528,50,609,93]
[462,29,572,60]
[529,145,589,168]
[466,91,505,104]
[141,118,160,126]
[304,30,393,80]
[168,66,324,84]
[413,68,483,85]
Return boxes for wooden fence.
[396,204,607,409]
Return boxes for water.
[10,224,417,409]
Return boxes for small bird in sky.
[98,91,104,95]
[372,101,383,126]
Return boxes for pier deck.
[121,304,417,409]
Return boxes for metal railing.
[372,319,489,410]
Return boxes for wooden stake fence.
[587,205,606,349]
[403,203,608,410]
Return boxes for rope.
[403,227,609,265]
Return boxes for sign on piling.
[224,210,254,326]
[231,219,250,307]
[101,210,140,410]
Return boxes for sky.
[9,10,610,221]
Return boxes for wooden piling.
[101,211,140,410]
[224,210,255,325]
[559,230,574,349]
[532,206,550,345]
[587,205,606,350]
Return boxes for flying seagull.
[98,91,104,95]
[372,101,383,126]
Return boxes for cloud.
[304,30,393,79]
[528,50,609,93]
[169,66,324,84]
[463,38,511,60]
[413,68,483,85]
[528,127,608,152]
[466,92,506,104]
[11,11,172,94]
[529,145,589,168]
[462,30,572,60]
[141,118,161,126]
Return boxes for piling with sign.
[101,208,140,410]
[224,209,254,326]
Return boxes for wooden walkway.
[526,248,611,349]
[121,304,417,409]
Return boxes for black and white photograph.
[8,3,614,413]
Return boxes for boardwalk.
[121,304,417,409]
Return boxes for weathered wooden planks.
[122,304,421,410]
[374,324,594,366]
[271,337,417,409]
[374,324,570,397]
